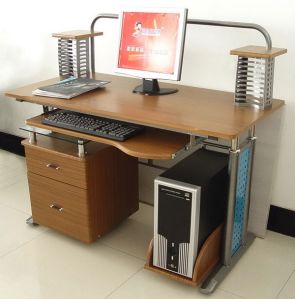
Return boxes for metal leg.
[42,105,54,113]
[29,132,37,144]
[26,216,39,226]
[200,133,256,293]
[78,140,85,157]
[43,106,50,113]
[223,137,240,266]
[242,126,256,244]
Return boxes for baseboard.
[267,205,295,238]
[0,132,25,156]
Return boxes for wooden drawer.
[28,172,93,242]
[25,145,87,189]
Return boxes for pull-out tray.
[26,114,190,160]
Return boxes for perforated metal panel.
[231,147,251,256]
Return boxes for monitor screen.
[115,8,187,92]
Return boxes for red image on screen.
[117,12,180,74]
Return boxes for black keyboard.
[42,109,145,141]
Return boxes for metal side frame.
[200,126,257,293]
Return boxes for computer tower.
[153,149,229,278]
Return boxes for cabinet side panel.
[87,146,139,238]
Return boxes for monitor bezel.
[115,7,188,81]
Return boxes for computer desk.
[5,73,284,292]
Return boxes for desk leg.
[242,127,256,245]
[200,126,256,293]
[26,216,39,226]
[223,136,240,266]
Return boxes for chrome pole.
[90,14,272,74]
[78,140,85,158]
[187,19,272,50]
[90,14,118,74]
[29,132,37,144]
[242,126,257,244]
[223,136,240,266]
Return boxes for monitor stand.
[133,79,178,96]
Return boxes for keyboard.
[42,109,145,141]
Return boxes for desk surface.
[6,73,284,140]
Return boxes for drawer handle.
[49,204,64,212]
[46,164,60,170]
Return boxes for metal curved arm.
[90,13,272,73]
[187,19,272,50]
[90,14,119,73]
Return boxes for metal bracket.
[171,135,204,159]
[202,141,230,151]
[42,106,53,113]
[185,136,206,150]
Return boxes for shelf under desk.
[26,114,190,160]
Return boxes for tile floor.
[0,149,295,299]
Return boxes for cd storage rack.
[52,30,102,78]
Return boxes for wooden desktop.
[6,73,284,141]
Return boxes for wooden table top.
[5,73,284,140]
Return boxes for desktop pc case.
[153,149,229,278]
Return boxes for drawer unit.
[23,136,139,243]
[25,146,87,189]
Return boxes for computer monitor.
[115,8,188,95]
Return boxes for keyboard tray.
[42,109,145,142]
[26,114,190,160]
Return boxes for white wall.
[1,0,295,211]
